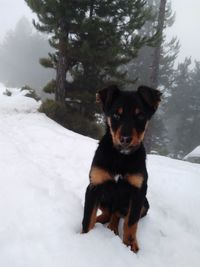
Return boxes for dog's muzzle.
[115,144,141,155]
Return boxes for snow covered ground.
[184,146,200,163]
[0,85,200,267]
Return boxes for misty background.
[0,0,199,160]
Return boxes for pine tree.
[126,0,179,91]
[159,37,180,90]
[25,0,88,102]
[166,58,193,157]
[150,0,167,88]
[174,59,200,157]
[25,0,157,104]
[126,0,179,154]
[189,61,200,153]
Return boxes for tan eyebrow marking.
[107,117,122,146]
[117,107,123,115]
[135,108,140,115]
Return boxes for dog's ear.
[96,85,119,112]
[137,85,162,112]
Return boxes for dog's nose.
[120,136,132,145]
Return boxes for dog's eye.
[113,113,120,120]
[137,113,145,120]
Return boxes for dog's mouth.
[115,143,141,155]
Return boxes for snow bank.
[0,88,200,267]
[184,145,200,159]
[0,86,40,114]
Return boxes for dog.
[82,85,161,252]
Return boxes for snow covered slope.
[0,87,200,267]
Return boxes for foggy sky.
[166,0,200,63]
[0,0,200,63]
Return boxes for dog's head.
[96,85,162,154]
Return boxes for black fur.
[82,85,161,251]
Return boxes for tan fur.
[107,212,120,235]
[135,108,140,114]
[118,107,123,115]
[90,167,113,185]
[107,117,121,146]
[108,117,149,148]
[96,207,111,224]
[130,121,149,146]
[126,174,144,188]
[123,213,139,253]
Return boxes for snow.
[0,87,200,267]
[184,145,200,159]
[0,85,40,114]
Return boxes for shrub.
[21,85,40,101]
[3,89,12,96]
[39,99,102,139]
[43,79,56,94]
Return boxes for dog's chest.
[114,174,122,182]
[111,155,138,176]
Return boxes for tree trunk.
[89,0,95,18]
[150,0,167,89]
[145,0,167,153]
[144,118,155,153]
[55,37,68,103]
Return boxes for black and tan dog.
[82,85,161,252]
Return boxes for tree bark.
[55,39,68,103]
[150,0,167,89]
[55,19,69,104]
[145,0,167,153]
[89,0,95,19]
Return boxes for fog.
[0,0,199,160]
[0,0,199,89]
[0,17,55,92]
[1,0,200,62]
[166,0,200,63]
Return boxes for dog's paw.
[96,214,110,224]
[107,223,119,235]
[123,235,139,253]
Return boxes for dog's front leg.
[82,184,99,233]
[123,177,147,253]
[82,166,113,233]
